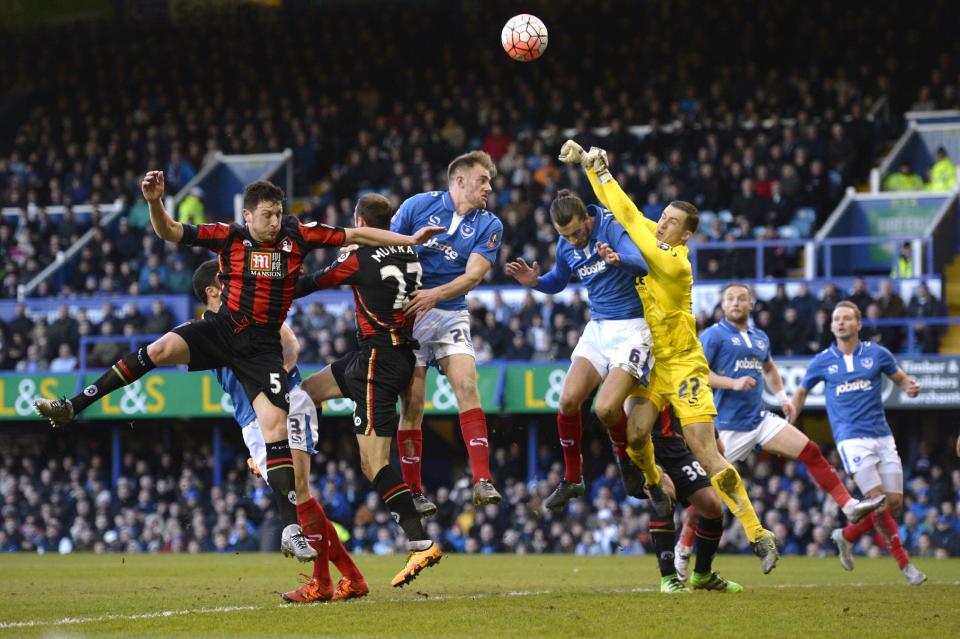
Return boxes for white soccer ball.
[501,14,548,62]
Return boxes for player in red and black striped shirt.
[296,194,442,588]
[36,173,442,559]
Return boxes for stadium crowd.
[0,0,951,298]
[0,274,948,373]
[1,429,957,560]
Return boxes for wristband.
[776,390,788,403]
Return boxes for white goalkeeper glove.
[557,139,586,165]
[584,146,613,184]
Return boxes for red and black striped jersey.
[653,406,683,441]
[180,217,345,329]
[652,406,720,443]
[294,245,422,347]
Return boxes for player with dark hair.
[35,171,442,564]
[790,301,926,585]
[390,150,505,514]
[192,260,367,602]
[505,189,656,510]
[298,193,443,588]
[673,284,885,578]
[559,141,780,573]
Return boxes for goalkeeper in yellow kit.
[558,140,779,573]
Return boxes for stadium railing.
[687,234,935,280]
[11,199,127,301]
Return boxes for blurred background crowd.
[2,428,958,559]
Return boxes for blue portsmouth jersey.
[215,366,304,428]
[533,205,645,320]
[800,341,900,443]
[701,319,770,431]
[390,191,503,311]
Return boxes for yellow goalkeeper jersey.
[587,171,700,361]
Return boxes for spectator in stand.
[49,344,78,372]
[883,161,925,192]
[907,282,947,353]
[138,254,169,292]
[88,320,126,367]
[142,300,174,335]
[863,302,902,352]
[807,308,834,354]
[177,188,206,225]
[845,277,874,315]
[818,282,844,313]
[780,307,812,355]
[790,283,818,324]
[926,147,958,192]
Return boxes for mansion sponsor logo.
[249,251,284,278]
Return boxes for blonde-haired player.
[558,141,779,573]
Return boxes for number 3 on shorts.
[269,372,281,394]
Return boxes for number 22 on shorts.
[678,376,701,402]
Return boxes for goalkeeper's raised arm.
[558,141,695,280]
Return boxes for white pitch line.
[1,580,956,630]
[0,605,263,630]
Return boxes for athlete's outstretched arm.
[888,369,921,397]
[505,257,571,293]
[345,225,445,247]
[763,357,795,422]
[142,171,184,242]
[280,323,299,373]
[708,370,757,392]
[790,386,809,418]
[404,253,491,316]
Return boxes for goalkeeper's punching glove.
[584,147,613,184]
[557,139,586,164]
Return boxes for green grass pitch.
[0,554,956,638]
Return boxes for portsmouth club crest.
[861,357,874,369]
[460,223,475,238]
[755,339,766,351]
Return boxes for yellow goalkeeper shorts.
[629,349,717,426]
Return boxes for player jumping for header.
[390,151,504,514]
[506,188,654,510]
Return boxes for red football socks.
[680,506,698,547]
[298,497,363,582]
[607,414,630,461]
[460,408,492,481]
[842,512,876,543]
[797,441,852,509]
[397,429,424,494]
[297,498,330,584]
[325,519,364,581]
[877,510,911,569]
[557,411,583,482]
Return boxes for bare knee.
[558,393,582,416]
[885,493,903,514]
[400,405,424,430]
[452,377,479,406]
[594,399,622,429]
[693,492,723,519]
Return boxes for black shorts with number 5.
[172,310,289,411]
[331,344,415,437]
